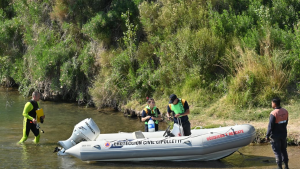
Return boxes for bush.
[157,27,224,90]
[1,0,300,113]
[82,0,139,46]
[225,45,289,107]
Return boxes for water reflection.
[20,144,29,168]
[53,145,284,169]
[58,156,79,169]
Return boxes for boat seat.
[133,131,145,139]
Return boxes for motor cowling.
[58,118,100,150]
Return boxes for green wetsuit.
[18,100,40,144]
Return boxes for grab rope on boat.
[106,126,242,145]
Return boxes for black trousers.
[175,121,191,136]
[25,120,40,137]
[181,121,191,136]
[271,137,289,164]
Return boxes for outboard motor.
[58,118,100,150]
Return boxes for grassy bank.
[124,95,300,145]
[2,0,300,107]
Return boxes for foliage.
[1,0,300,117]
[81,0,139,46]
[224,45,289,107]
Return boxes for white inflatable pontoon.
[57,118,256,161]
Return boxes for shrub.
[82,0,139,45]
[157,27,224,89]
[225,45,289,107]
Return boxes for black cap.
[169,94,177,103]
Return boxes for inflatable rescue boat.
[56,118,256,161]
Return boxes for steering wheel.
[163,125,171,137]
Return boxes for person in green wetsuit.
[141,98,162,132]
[18,91,45,144]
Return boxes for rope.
[107,127,237,144]
[177,127,235,140]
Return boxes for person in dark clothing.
[266,98,289,169]
[166,94,191,136]
[141,98,162,132]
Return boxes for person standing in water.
[141,98,162,132]
[18,91,45,144]
[266,97,289,169]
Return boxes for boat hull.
[63,124,255,161]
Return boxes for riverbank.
[123,97,300,145]
[2,87,299,169]
[3,86,299,145]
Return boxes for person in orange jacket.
[266,97,289,169]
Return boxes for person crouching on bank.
[141,98,162,132]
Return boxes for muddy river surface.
[0,88,299,169]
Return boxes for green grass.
[124,91,300,125]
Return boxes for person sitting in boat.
[141,98,162,132]
[167,94,191,136]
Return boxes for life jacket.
[269,107,288,138]
[169,98,185,117]
[144,106,159,124]
[28,100,39,122]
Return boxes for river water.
[0,88,299,169]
